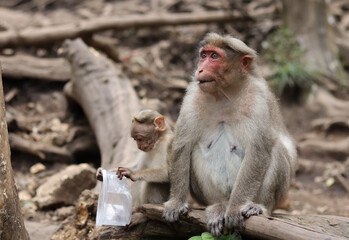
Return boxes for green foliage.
[262,27,314,101]
[188,237,203,240]
[269,62,313,97]
[188,232,242,240]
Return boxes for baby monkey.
[96,109,173,228]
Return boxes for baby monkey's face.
[131,121,159,152]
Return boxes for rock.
[55,206,75,220]
[30,162,46,174]
[34,164,96,209]
[19,190,32,202]
[25,221,59,240]
[27,179,39,196]
[51,190,99,240]
[22,201,38,213]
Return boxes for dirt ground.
[1,0,348,239]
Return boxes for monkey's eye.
[211,52,219,59]
[201,52,207,58]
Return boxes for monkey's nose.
[198,69,203,73]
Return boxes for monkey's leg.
[206,202,227,237]
[126,212,147,230]
[258,142,293,214]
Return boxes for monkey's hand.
[206,202,227,237]
[96,167,103,181]
[163,199,188,222]
[224,203,265,233]
[117,167,138,181]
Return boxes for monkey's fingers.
[207,217,224,237]
[96,174,103,181]
[118,169,130,179]
[240,203,264,218]
[163,201,188,222]
[96,168,103,181]
[118,172,126,180]
[224,211,245,233]
[163,209,179,222]
[116,167,126,179]
[206,203,226,237]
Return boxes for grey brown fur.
[130,111,173,206]
[163,33,297,236]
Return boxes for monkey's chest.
[192,124,244,203]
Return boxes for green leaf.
[217,233,242,240]
[201,232,216,240]
[188,236,203,240]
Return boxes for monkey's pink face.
[195,45,227,94]
[131,122,158,152]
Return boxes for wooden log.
[62,38,141,169]
[92,204,349,240]
[0,54,71,82]
[0,10,274,49]
[9,133,73,162]
[138,204,349,240]
[0,66,30,240]
[51,190,349,240]
[84,35,121,63]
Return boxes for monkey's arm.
[163,144,191,222]
[163,85,199,222]
[133,168,168,183]
[225,129,274,228]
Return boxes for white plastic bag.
[96,169,132,227]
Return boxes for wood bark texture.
[0,11,266,49]
[51,191,349,240]
[0,66,30,240]
[9,133,73,162]
[283,0,340,75]
[0,55,71,82]
[94,204,349,240]
[62,38,141,170]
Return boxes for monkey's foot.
[225,203,265,233]
[206,203,226,237]
[241,203,265,218]
[163,200,188,222]
[224,209,245,233]
[126,212,147,230]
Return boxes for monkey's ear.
[154,116,166,132]
[241,55,253,73]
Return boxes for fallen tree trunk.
[0,55,71,82]
[9,133,73,162]
[137,205,349,240]
[94,205,349,240]
[52,191,349,240]
[62,38,141,169]
[0,10,271,49]
[0,66,30,240]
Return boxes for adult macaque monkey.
[97,109,173,227]
[163,33,297,236]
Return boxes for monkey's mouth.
[198,79,215,84]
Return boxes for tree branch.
[0,11,260,49]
